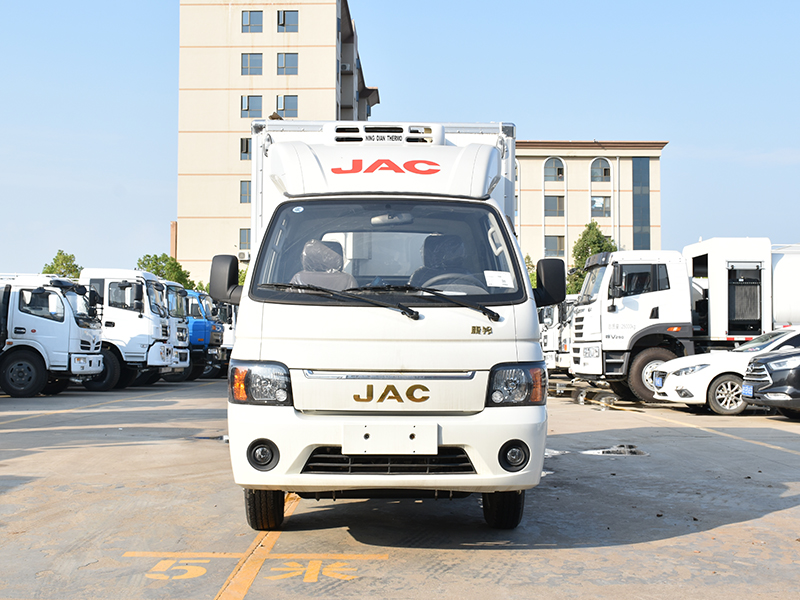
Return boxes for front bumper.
[69,353,104,376]
[652,370,706,405]
[228,404,547,494]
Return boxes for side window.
[108,283,135,311]
[657,264,670,291]
[19,289,65,322]
[618,265,652,297]
[778,334,800,351]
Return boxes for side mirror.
[132,283,144,302]
[612,262,623,287]
[533,258,566,307]
[88,289,100,306]
[132,300,144,312]
[210,255,243,306]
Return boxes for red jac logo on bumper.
[331,159,440,175]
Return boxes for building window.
[240,138,251,160]
[544,195,564,217]
[544,158,564,182]
[544,236,565,258]
[277,53,298,75]
[242,11,263,33]
[241,95,262,118]
[591,158,611,182]
[277,95,298,118]
[278,10,298,32]
[591,196,611,218]
[242,53,262,76]
[240,228,251,251]
[632,157,651,250]
[240,181,251,204]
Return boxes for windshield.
[146,281,167,318]
[577,266,606,305]
[733,330,793,353]
[250,199,524,306]
[167,285,187,319]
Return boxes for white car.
[652,327,800,415]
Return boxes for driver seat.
[408,234,470,287]
[290,240,357,291]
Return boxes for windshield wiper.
[345,284,500,322]
[258,283,419,320]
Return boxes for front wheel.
[41,378,71,396]
[628,347,677,402]
[0,350,47,397]
[83,349,120,392]
[482,490,525,529]
[707,374,745,415]
[244,489,285,530]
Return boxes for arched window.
[544,158,564,182]
[591,158,611,182]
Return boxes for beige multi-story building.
[515,141,668,268]
[176,0,379,283]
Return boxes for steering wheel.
[421,273,487,293]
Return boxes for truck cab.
[0,274,103,397]
[79,269,174,391]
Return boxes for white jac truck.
[79,269,174,391]
[209,120,565,530]
[0,274,104,397]
[570,237,800,401]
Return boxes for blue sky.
[1,0,798,274]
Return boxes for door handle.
[14,327,26,334]
[105,321,115,327]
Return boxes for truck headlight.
[486,362,547,406]
[229,360,293,406]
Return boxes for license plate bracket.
[342,422,438,455]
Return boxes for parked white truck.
[0,274,103,397]
[570,237,800,401]
[539,294,578,375]
[79,269,174,391]
[209,120,565,530]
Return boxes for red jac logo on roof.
[331,159,440,175]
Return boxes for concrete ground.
[1,379,798,599]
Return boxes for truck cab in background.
[539,294,578,375]
[570,238,800,402]
[79,268,174,391]
[184,289,223,381]
[0,274,104,397]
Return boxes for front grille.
[161,325,170,338]
[80,340,91,351]
[744,362,771,383]
[302,446,475,475]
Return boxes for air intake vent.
[302,446,475,475]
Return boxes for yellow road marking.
[578,395,800,457]
[0,382,219,426]
[125,551,245,559]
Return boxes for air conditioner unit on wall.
[238,251,251,262]
[340,63,352,73]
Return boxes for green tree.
[567,221,617,294]
[136,253,196,289]
[42,250,82,279]
[524,254,537,288]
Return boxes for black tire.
[186,362,205,381]
[114,366,139,390]
[0,350,48,397]
[201,364,222,379]
[132,370,161,386]
[244,489,285,530]
[777,407,800,421]
[41,378,71,396]
[628,347,677,403]
[482,490,525,529]
[83,348,121,392]
[162,367,191,383]
[706,374,746,415]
